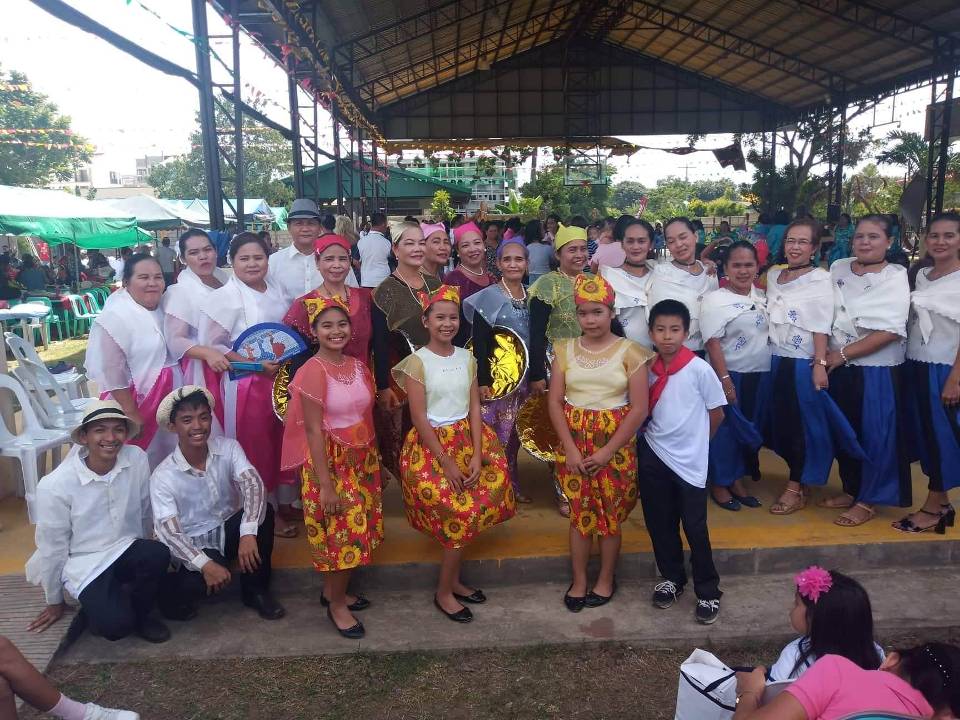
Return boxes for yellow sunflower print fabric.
[400,417,516,548]
[301,438,384,572]
[556,403,638,537]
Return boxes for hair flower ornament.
[795,566,833,603]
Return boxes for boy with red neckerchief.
[638,299,727,625]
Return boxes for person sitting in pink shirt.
[733,641,960,720]
[589,226,626,273]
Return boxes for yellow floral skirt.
[557,404,637,537]
[400,418,516,548]
[301,438,383,572]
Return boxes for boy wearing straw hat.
[151,386,285,621]
[26,401,171,644]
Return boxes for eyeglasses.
[784,238,813,247]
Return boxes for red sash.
[648,346,696,415]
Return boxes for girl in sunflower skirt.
[280,296,383,639]
[393,284,516,623]
[548,274,652,612]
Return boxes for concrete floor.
[0,449,952,578]
[59,566,960,663]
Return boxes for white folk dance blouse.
[766,267,833,359]
[647,261,719,351]
[26,446,153,604]
[907,267,960,365]
[150,436,266,571]
[163,265,230,384]
[700,286,771,373]
[393,347,476,427]
[829,258,909,367]
[600,262,656,349]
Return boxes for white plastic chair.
[10,360,91,432]
[5,332,89,400]
[0,374,72,523]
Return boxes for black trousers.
[161,506,275,610]
[77,538,170,641]
[637,438,721,601]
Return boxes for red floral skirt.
[556,404,638,537]
[400,418,516,548]
[301,438,383,572]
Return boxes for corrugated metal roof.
[229,1,959,140]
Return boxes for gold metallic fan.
[466,326,529,401]
[272,360,292,421]
[516,393,561,463]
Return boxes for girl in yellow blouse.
[392,284,516,623]
[549,274,652,613]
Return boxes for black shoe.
[585,580,617,608]
[696,599,721,625]
[326,606,365,639]
[434,595,473,623]
[320,594,371,612]
[652,580,683,609]
[731,493,762,508]
[243,592,286,620]
[453,589,486,604]
[563,584,586,613]
[160,602,198,622]
[711,493,741,511]
[136,615,171,644]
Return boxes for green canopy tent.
[0,185,140,249]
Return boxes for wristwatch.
[815,358,827,367]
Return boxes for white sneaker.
[83,704,140,720]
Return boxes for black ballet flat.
[434,596,473,623]
[321,594,371,612]
[731,493,762,508]
[563,584,586,613]
[326,607,365,639]
[585,580,618,608]
[453,589,486,604]
[711,494,741,511]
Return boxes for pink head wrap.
[453,221,483,245]
[419,222,447,240]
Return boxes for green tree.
[0,67,92,186]
[429,189,456,222]
[609,180,647,214]
[876,130,959,180]
[148,98,293,206]
[520,164,610,219]
[742,107,876,213]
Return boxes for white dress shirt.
[357,230,392,288]
[26,445,153,604]
[150,436,266,571]
[268,242,358,305]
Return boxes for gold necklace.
[393,269,426,306]
[320,282,350,305]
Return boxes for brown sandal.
[770,486,806,515]
[835,502,876,527]
[817,493,855,510]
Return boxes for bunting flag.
[0,83,29,91]
[0,128,74,136]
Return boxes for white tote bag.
[675,649,738,720]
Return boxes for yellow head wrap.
[554,223,587,251]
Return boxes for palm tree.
[877,130,959,179]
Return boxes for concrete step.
[56,565,960,664]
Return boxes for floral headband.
[573,273,615,307]
[795,566,833,603]
[304,295,350,324]
[417,283,460,312]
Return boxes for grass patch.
[28,629,960,720]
